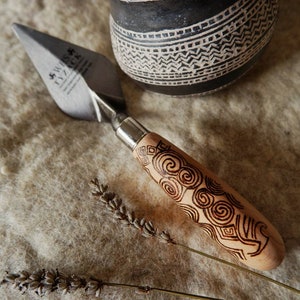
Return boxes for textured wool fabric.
[0,1,299,299]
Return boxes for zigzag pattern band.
[110,0,278,87]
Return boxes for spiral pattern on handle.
[205,200,235,226]
[160,177,183,202]
[178,165,203,188]
[153,150,203,197]
[153,150,185,176]
[193,188,215,209]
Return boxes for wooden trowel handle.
[132,132,285,271]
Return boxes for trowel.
[12,23,285,271]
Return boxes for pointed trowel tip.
[11,22,19,28]
[12,22,25,34]
[11,23,31,42]
[11,22,20,31]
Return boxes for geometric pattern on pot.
[110,0,278,87]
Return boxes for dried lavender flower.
[90,178,176,244]
[0,269,103,298]
[1,269,218,299]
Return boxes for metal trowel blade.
[12,23,125,121]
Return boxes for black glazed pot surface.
[110,0,279,95]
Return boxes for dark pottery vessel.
[110,0,279,95]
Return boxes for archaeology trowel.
[12,23,285,271]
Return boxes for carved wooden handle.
[133,132,285,271]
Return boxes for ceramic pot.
[110,0,279,95]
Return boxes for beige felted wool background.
[0,0,299,299]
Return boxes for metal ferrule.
[115,116,149,150]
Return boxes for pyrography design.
[110,0,279,87]
[135,140,269,261]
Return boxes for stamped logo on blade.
[48,47,92,95]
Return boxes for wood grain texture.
[133,132,285,270]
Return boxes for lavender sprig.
[90,178,175,244]
[0,269,102,297]
[1,269,219,299]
